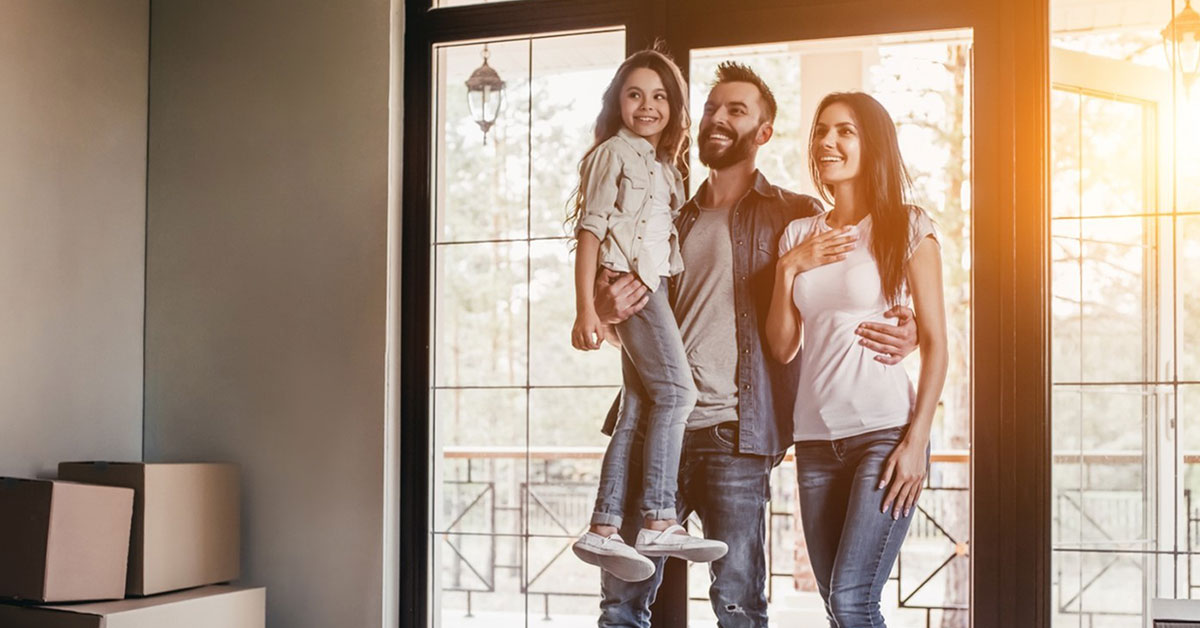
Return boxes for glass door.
[404,2,1050,627]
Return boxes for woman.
[766,92,948,627]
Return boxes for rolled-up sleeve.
[575,145,623,242]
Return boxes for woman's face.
[811,101,863,187]
[619,67,670,147]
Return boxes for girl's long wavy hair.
[808,92,916,307]
[566,46,690,233]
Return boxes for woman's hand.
[778,226,857,278]
[879,437,928,520]
[572,309,605,351]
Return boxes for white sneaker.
[572,532,656,582]
[634,524,728,562]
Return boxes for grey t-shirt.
[675,206,739,429]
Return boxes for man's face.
[697,81,772,170]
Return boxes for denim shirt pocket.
[754,238,775,269]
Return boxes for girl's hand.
[879,437,928,520]
[572,310,605,351]
[778,226,857,278]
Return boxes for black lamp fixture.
[1162,0,1200,93]
[465,45,506,144]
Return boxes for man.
[593,62,917,627]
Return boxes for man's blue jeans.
[794,425,925,628]
[592,282,697,527]
[599,422,778,627]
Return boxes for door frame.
[399,1,1051,627]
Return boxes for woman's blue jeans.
[794,425,927,628]
[591,281,697,528]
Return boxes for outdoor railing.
[435,447,1199,627]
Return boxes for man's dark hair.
[712,61,777,123]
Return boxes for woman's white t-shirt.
[778,208,938,441]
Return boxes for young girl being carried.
[568,47,727,583]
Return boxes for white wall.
[0,0,148,479]
[143,1,393,626]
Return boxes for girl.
[568,48,727,583]
[766,92,948,626]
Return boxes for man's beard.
[698,124,756,169]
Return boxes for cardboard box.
[57,463,240,596]
[0,584,266,628]
[0,478,134,603]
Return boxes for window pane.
[435,40,530,244]
[1179,217,1200,381]
[433,388,526,534]
[1051,90,1081,219]
[434,241,528,387]
[528,239,622,387]
[1079,94,1146,217]
[1078,217,1149,383]
[1052,217,1083,383]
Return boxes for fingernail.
[904,508,911,518]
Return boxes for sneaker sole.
[637,544,728,563]
[573,543,656,582]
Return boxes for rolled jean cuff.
[591,511,623,528]
[642,507,676,521]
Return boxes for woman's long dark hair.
[808,92,917,307]
[566,45,690,232]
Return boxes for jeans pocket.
[711,422,737,450]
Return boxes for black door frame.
[400,1,1050,626]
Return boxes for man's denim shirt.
[602,171,824,457]
[574,127,686,293]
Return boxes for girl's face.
[811,101,863,187]
[619,67,670,147]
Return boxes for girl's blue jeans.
[591,280,697,527]
[794,425,928,628]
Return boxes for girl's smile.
[620,67,671,147]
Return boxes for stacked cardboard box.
[0,463,264,627]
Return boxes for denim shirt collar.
[615,126,658,160]
[689,170,776,209]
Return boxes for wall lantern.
[465,45,506,144]
[1162,0,1200,93]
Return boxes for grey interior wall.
[0,0,148,479]
[143,1,391,627]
